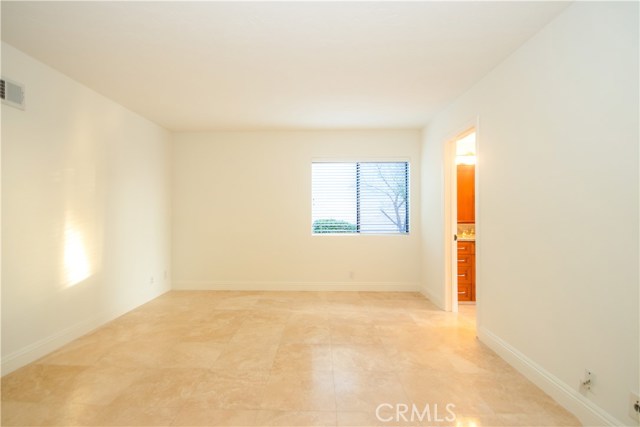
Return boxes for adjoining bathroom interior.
[456,131,476,303]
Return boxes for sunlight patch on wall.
[63,219,91,287]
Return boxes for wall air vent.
[1,77,25,110]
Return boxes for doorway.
[445,127,477,312]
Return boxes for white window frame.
[311,159,411,236]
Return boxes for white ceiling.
[1,1,570,131]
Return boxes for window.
[312,162,409,234]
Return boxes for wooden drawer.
[457,284,472,301]
[457,253,473,267]
[457,265,472,284]
[457,240,475,302]
[457,241,475,255]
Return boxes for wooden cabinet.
[457,164,475,224]
[457,241,475,302]
[457,164,475,301]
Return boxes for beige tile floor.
[1,291,581,426]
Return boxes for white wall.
[1,43,172,374]
[172,130,421,291]
[420,2,638,426]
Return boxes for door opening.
[455,130,476,305]
[445,127,477,312]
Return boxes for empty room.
[1,1,638,426]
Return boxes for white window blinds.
[312,162,409,234]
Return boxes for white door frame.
[443,118,479,313]
[443,135,458,312]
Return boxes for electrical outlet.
[630,392,640,422]
[580,369,593,391]
[149,276,154,285]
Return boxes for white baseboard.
[1,288,170,376]
[477,326,624,427]
[1,311,115,376]
[173,280,420,292]
[420,285,445,309]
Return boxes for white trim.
[2,310,116,375]
[1,289,170,376]
[478,326,624,427]
[420,285,445,309]
[472,118,483,331]
[444,135,457,312]
[311,157,412,163]
[173,280,420,292]
[310,233,411,237]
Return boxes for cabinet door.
[457,164,475,223]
